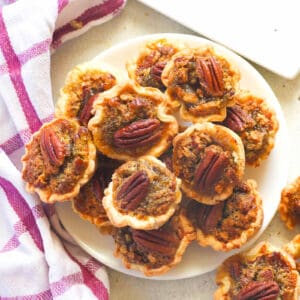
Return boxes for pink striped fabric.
[0,0,126,298]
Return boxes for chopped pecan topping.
[131,228,179,255]
[114,118,162,149]
[196,202,225,234]
[235,281,280,300]
[194,147,229,193]
[117,171,149,210]
[196,56,224,97]
[40,127,66,167]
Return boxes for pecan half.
[117,171,149,210]
[150,61,167,82]
[78,94,98,126]
[196,202,224,234]
[40,127,66,167]
[196,56,224,97]
[131,228,179,255]
[92,174,105,201]
[223,105,252,132]
[114,118,162,149]
[194,147,229,193]
[236,281,280,300]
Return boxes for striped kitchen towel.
[0,0,126,299]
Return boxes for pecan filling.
[135,43,176,90]
[228,252,297,299]
[101,93,164,155]
[113,217,182,269]
[188,182,258,240]
[113,160,177,216]
[22,120,91,194]
[167,54,233,109]
[174,132,238,195]
[73,156,120,221]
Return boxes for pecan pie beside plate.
[55,60,121,126]
[102,155,182,230]
[279,176,300,230]
[22,118,96,203]
[172,122,245,205]
[220,91,279,167]
[127,38,184,91]
[88,82,178,161]
[215,242,299,300]
[161,47,240,123]
[187,179,263,251]
[112,208,195,276]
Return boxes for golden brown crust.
[127,38,185,91]
[220,91,279,167]
[188,179,263,251]
[88,82,178,161]
[284,235,300,272]
[215,242,299,300]
[102,156,182,230]
[172,123,245,204]
[21,118,96,203]
[55,61,122,126]
[162,47,240,123]
[279,177,300,230]
[113,208,195,276]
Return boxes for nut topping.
[150,61,167,82]
[223,105,253,132]
[131,228,180,255]
[194,147,229,193]
[196,56,224,97]
[235,281,280,300]
[40,127,66,167]
[117,171,150,210]
[196,202,225,234]
[78,94,98,126]
[114,118,162,149]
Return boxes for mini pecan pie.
[22,118,96,203]
[172,123,245,205]
[102,156,182,230]
[72,154,121,232]
[55,61,120,126]
[161,47,240,122]
[279,177,300,230]
[126,38,184,91]
[215,242,299,300]
[112,208,195,276]
[220,92,279,167]
[187,180,263,251]
[88,82,178,161]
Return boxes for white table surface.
[51,1,300,299]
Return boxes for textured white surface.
[138,0,300,79]
[51,0,300,299]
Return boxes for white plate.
[56,33,289,280]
